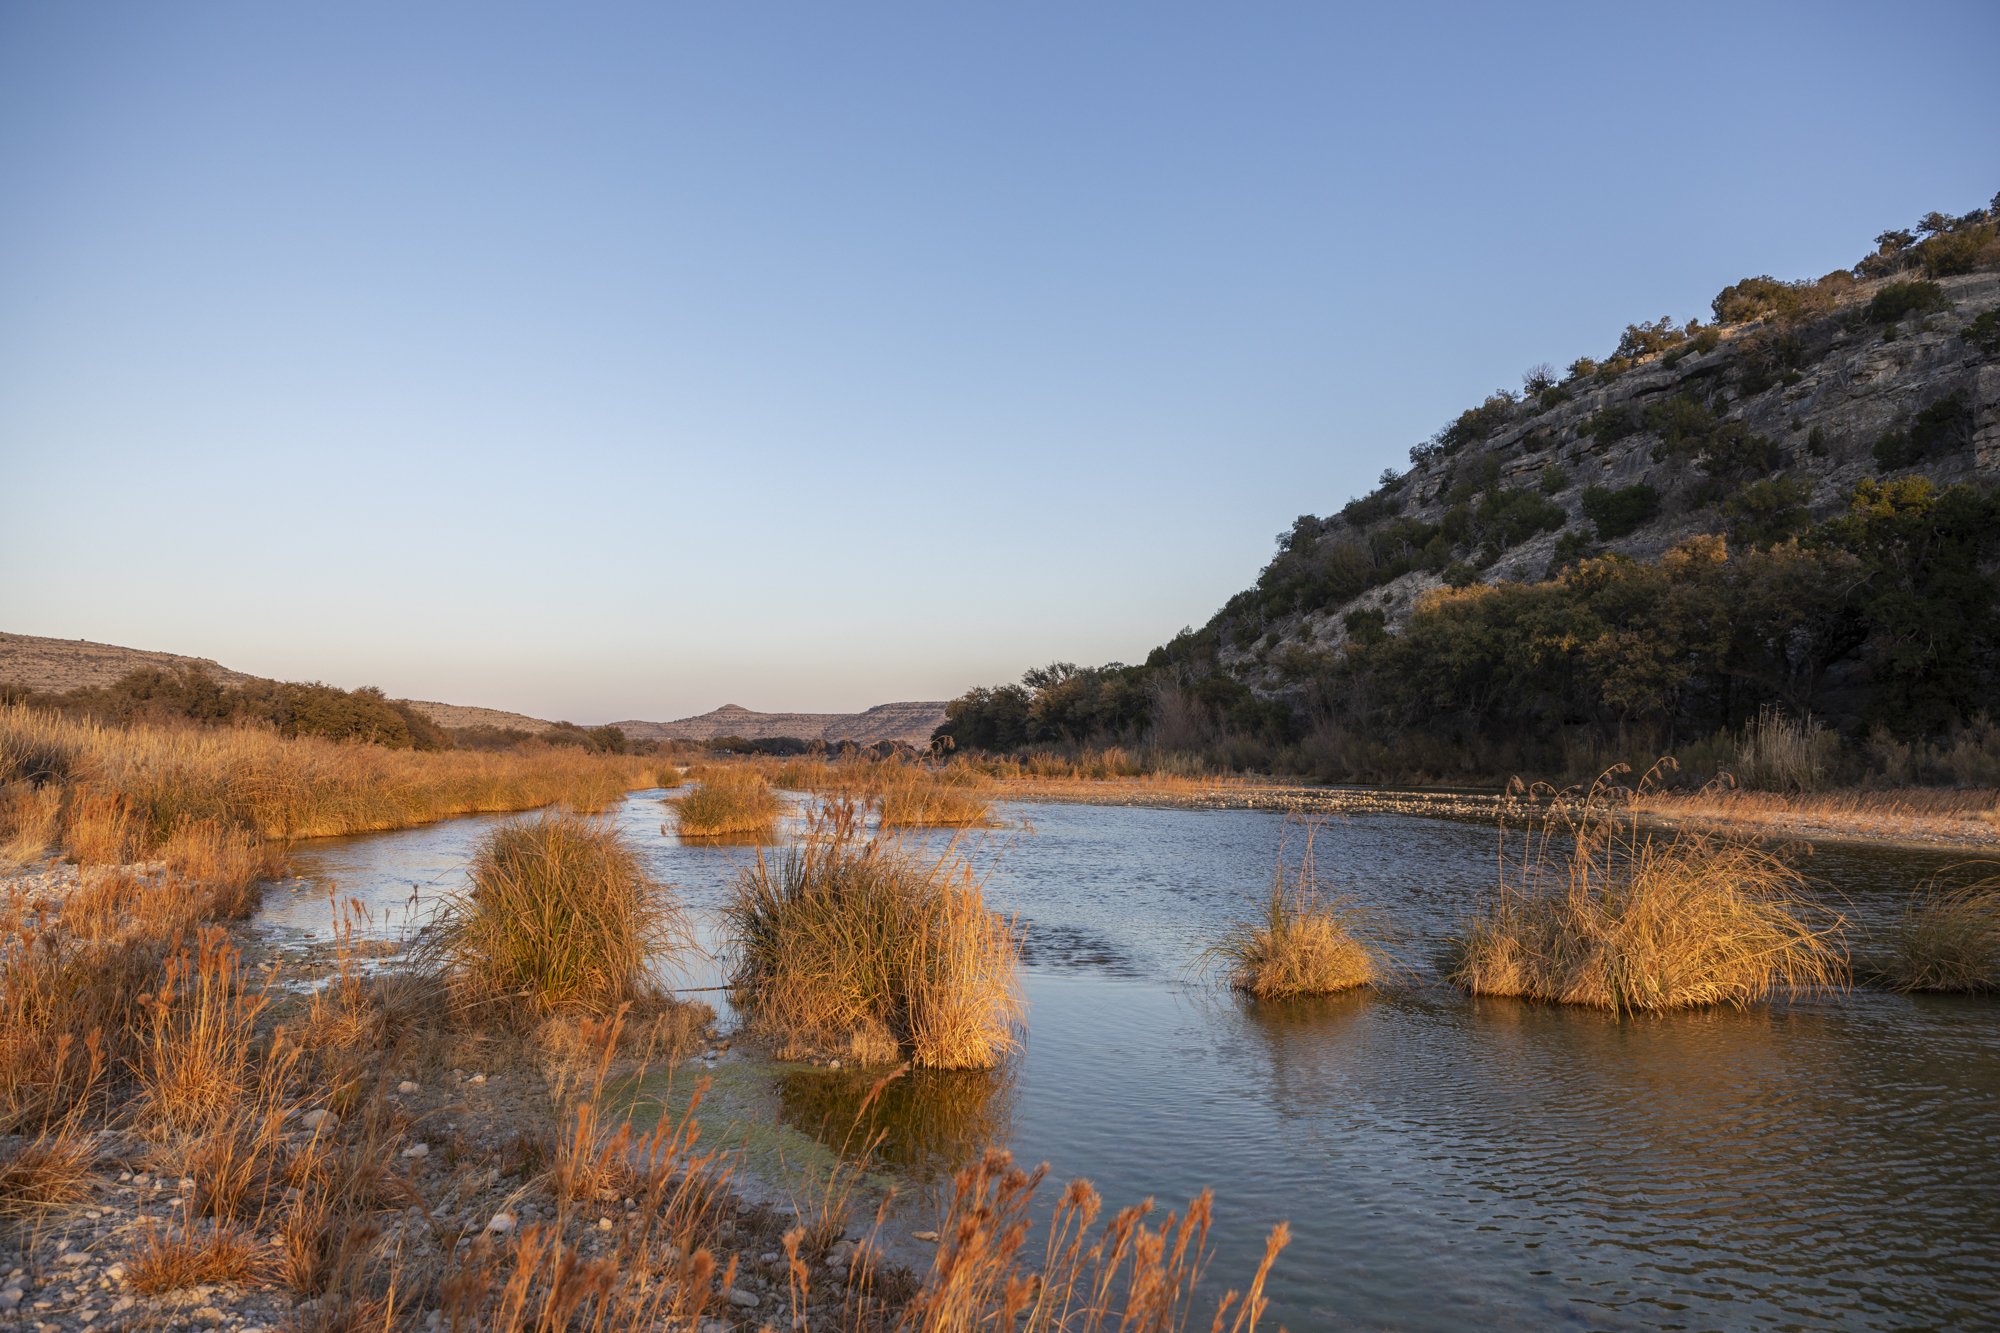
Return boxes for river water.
[267,791,2000,1333]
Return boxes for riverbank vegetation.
[1444,770,1847,1012]
[0,704,661,874]
[724,805,1021,1068]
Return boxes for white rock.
[726,1288,760,1308]
[912,1231,940,1243]
[102,1267,124,1284]
[0,1290,20,1309]
[401,1143,430,1159]
[398,1081,420,1095]
[487,1212,516,1234]
[466,1073,486,1085]
[597,1218,612,1231]
[58,1252,88,1267]
[299,1110,337,1131]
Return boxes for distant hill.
[3,631,947,748]
[608,701,948,747]
[396,700,557,732]
[0,632,263,693]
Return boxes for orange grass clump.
[669,768,783,837]
[1447,766,1847,1012]
[725,804,1021,1067]
[416,814,692,1016]
[1203,826,1383,998]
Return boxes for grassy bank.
[0,704,662,872]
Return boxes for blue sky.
[3,2,1995,722]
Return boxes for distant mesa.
[2,631,947,749]
[604,701,949,748]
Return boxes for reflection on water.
[778,1063,1017,1196]
[273,792,2000,1332]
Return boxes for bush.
[1720,476,1813,547]
[1614,316,1689,360]
[1580,406,1639,445]
[1580,483,1661,539]
[670,772,782,837]
[1913,222,1999,278]
[1547,529,1596,572]
[1538,383,1573,410]
[1539,463,1568,495]
[1710,276,1834,326]
[1964,309,2000,355]
[1871,396,1975,471]
[1862,280,1950,326]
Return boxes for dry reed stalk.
[414,814,692,1017]
[143,927,274,1131]
[0,779,63,870]
[904,1146,1290,1333]
[0,1123,97,1219]
[1203,826,1382,997]
[62,784,136,864]
[1447,767,1847,1012]
[1890,875,2000,991]
[726,804,1022,1068]
[127,1219,274,1294]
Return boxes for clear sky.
[3,3,1995,723]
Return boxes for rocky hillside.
[1171,254,1998,699]
[0,632,263,693]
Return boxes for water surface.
[273,793,2000,1333]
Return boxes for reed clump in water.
[877,770,993,828]
[1888,875,2000,991]
[415,813,692,1016]
[669,767,782,837]
[1445,765,1847,1012]
[1205,836,1382,998]
[724,804,1021,1068]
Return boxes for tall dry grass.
[877,770,993,828]
[1204,827,1383,998]
[1446,768,1847,1013]
[1888,874,2000,992]
[1729,707,1839,792]
[0,702,657,845]
[415,814,693,1016]
[725,804,1022,1068]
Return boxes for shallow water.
[274,793,2000,1333]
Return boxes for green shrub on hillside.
[1961,310,2000,355]
[1914,221,1998,278]
[1546,528,1596,573]
[1614,317,1691,360]
[1873,396,1975,471]
[1720,476,1813,547]
[1580,483,1661,539]
[1863,281,1951,326]
[1581,406,1639,446]
[1539,463,1568,495]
